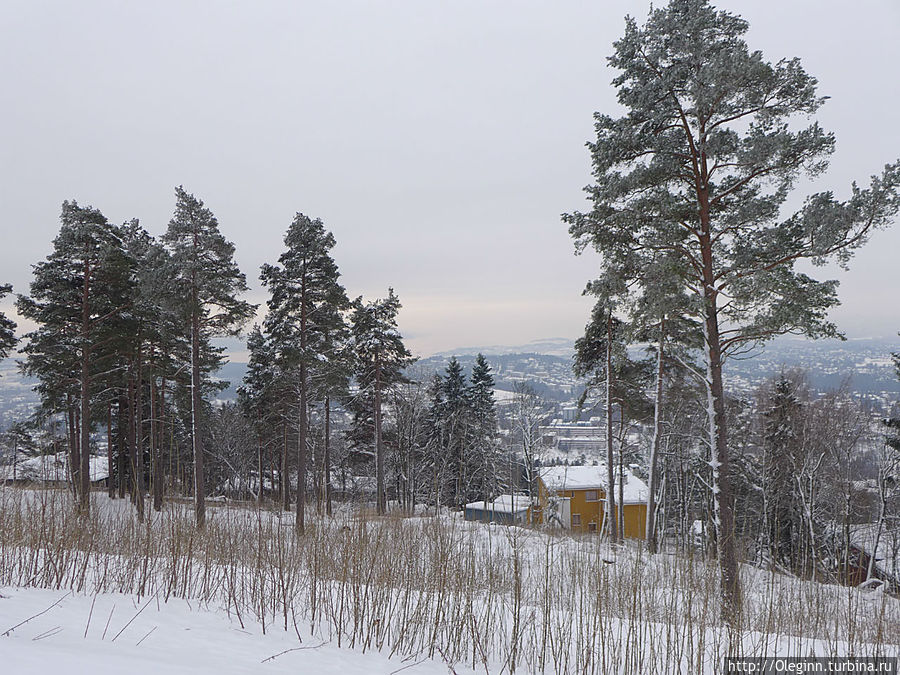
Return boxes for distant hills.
[416,335,900,403]
[1,335,897,427]
[429,337,576,359]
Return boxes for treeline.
[0,193,520,532]
[4,190,253,526]
[589,348,900,585]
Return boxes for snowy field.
[0,487,897,674]
[0,586,466,674]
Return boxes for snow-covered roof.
[465,494,531,514]
[540,465,649,504]
[850,524,897,569]
[0,453,109,483]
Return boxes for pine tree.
[18,201,131,513]
[310,330,353,517]
[564,0,900,622]
[0,284,16,361]
[349,289,413,515]
[574,298,629,543]
[135,237,184,513]
[114,221,180,519]
[630,256,703,552]
[260,213,349,533]
[162,187,254,527]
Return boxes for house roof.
[0,453,109,482]
[540,465,649,504]
[465,494,531,514]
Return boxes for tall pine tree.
[163,187,254,527]
[350,289,413,515]
[565,0,900,622]
[18,201,130,513]
[260,213,349,533]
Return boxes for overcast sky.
[1,1,898,358]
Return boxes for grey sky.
[2,1,898,358]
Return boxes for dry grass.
[0,487,896,674]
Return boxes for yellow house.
[537,465,648,539]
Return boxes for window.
[588,522,597,532]
[585,490,599,502]
[572,514,582,526]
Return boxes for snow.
[540,465,649,504]
[850,523,900,580]
[464,494,530,514]
[2,488,897,673]
[0,453,109,483]
[492,388,517,402]
[0,587,474,675]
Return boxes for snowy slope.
[0,587,476,675]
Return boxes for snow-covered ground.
[0,586,474,674]
[0,487,897,674]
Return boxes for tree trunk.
[375,355,385,515]
[149,366,159,512]
[67,394,80,501]
[191,309,205,527]
[107,402,114,499]
[646,318,665,553]
[618,420,625,541]
[605,315,618,543]
[282,422,290,511]
[257,433,263,503]
[270,437,276,504]
[153,375,165,511]
[135,350,145,520]
[700,236,742,626]
[697,145,742,627]
[325,395,333,517]
[130,370,144,522]
[296,362,308,533]
[78,256,92,514]
[117,393,127,499]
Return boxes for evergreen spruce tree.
[238,325,278,502]
[349,289,413,514]
[162,187,254,527]
[444,357,469,505]
[423,357,471,507]
[467,354,500,502]
[761,375,804,569]
[564,0,900,622]
[260,213,349,533]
